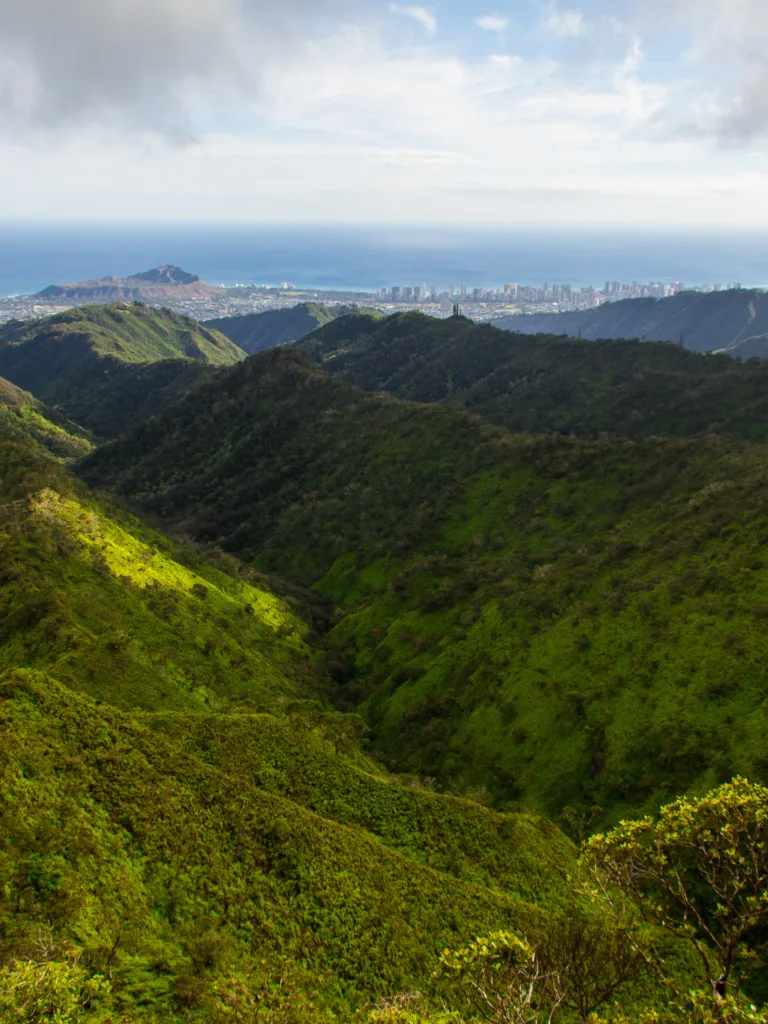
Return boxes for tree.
[581,777,768,1018]
[436,932,563,1024]
[0,954,110,1023]
[536,909,643,1021]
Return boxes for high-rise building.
[449,283,454,297]
[460,283,467,298]
[430,283,437,300]
[391,286,401,301]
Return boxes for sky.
[0,0,767,227]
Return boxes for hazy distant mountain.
[493,288,768,357]
[205,301,383,355]
[37,264,221,301]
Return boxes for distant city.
[0,275,752,326]
[375,278,745,312]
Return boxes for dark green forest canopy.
[297,310,768,441]
[80,347,768,822]
[204,301,337,354]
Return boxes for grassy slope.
[0,304,243,436]
[0,422,574,1021]
[0,375,92,460]
[298,310,768,441]
[0,430,316,713]
[493,287,768,355]
[80,348,768,825]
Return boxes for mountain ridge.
[0,303,243,437]
[493,287,768,357]
[296,309,768,441]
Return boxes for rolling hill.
[493,287,768,357]
[81,346,768,825]
[0,303,243,437]
[297,310,768,441]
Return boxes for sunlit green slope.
[81,348,768,824]
[0,304,243,436]
[0,430,316,712]
[0,375,92,460]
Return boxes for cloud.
[389,4,437,35]
[648,0,768,140]
[0,0,361,139]
[474,14,510,33]
[540,7,586,39]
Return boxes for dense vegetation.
[0,420,579,1021]
[298,310,768,441]
[0,376,91,459]
[206,303,383,355]
[0,304,243,436]
[494,287,768,357]
[81,347,768,825]
[204,303,337,354]
[6,300,768,1020]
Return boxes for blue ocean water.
[0,222,766,296]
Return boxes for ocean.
[0,222,766,297]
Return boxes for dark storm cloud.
[0,0,360,138]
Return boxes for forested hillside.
[494,287,768,357]
[0,304,243,436]
[298,310,768,440]
[81,347,768,825]
[0,375,92,459]
[1,419,581,1022]
[205,302,337,354]
[206,302,383,354]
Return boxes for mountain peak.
[130,265,201,286]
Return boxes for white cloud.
[474,14,510,33]
[389,3,437,35]
[1,0,767,227]
[655,0,768,139]
[540,8,586,39]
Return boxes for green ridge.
[0,304,243,436]
[298,309,768,441]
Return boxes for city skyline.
[377,277,746,311]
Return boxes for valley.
[2,301,768,1022]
